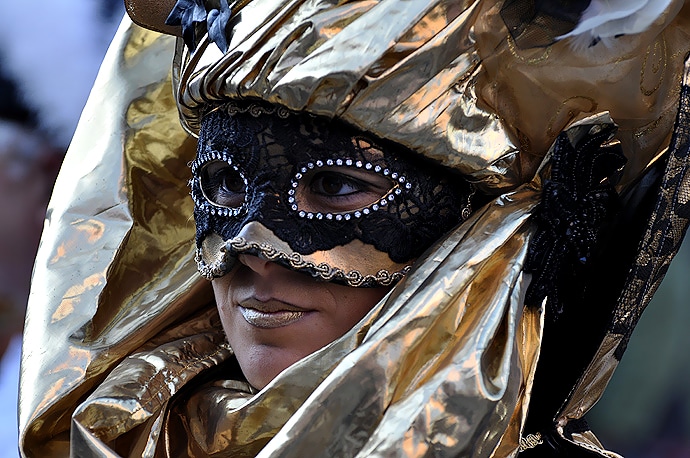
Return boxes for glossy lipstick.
[238,300,307,328]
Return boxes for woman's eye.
[297,167,394,214]
[310,172,361,196]
[219,170,245,194]
[200,161,246,208]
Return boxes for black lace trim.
[525,122,626,313]
[611,71,690,357]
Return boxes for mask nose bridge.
[242,164,294,224]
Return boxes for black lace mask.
[191,102,474,287]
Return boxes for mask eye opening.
[287,158,413,221]
[193,153,248,216]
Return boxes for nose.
[238,253,277,276]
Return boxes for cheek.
[323,285,390,336]
[211,273,240,338]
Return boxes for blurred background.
[0,1,123,457]
[589,240,690,458]
[0,2,688,457]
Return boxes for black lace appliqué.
[525,122,626,311]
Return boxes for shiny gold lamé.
[20,19,547,456]
[19,21,209,457]
[172,0,690,194]
[19,0,690,457]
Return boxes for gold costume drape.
[19,24,543,456]
[19,1,690,457]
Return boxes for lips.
[237,299,309,329]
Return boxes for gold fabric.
[554,54,690,455]
[67,185,544,457]
[18,2,690,458]
[19,21,207,457]
[20,19,546,456]
[174,0,689,193]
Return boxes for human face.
[193,103,474,287]
[212,254,390,390]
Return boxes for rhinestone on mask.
[191,151,249,217]
[287,159,411,219]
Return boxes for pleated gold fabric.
[174,0,689,193]
[18,1,690,457]
[65,183,544,457]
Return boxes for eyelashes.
[198,160,400,215]
[310,171,363,197]
[199,160,246,208]
[298,168,394,214]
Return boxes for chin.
[235,342,314,390]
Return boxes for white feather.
[559,0,673,44]
[0,1,121,148]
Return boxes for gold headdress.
[19,1,690,457]
[147,0,685,193]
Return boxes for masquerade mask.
[191,102,474,287]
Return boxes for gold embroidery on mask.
[195,238,410,287]
[518,432,543,451]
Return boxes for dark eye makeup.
[200,161,246,208]
[198,160,397,215]
[297,167,394,214]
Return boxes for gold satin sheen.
[174,0,689,193]
[19,21,209,457]
[18,2,690,458]
[20,19,545,456]
[198,223,412,285]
